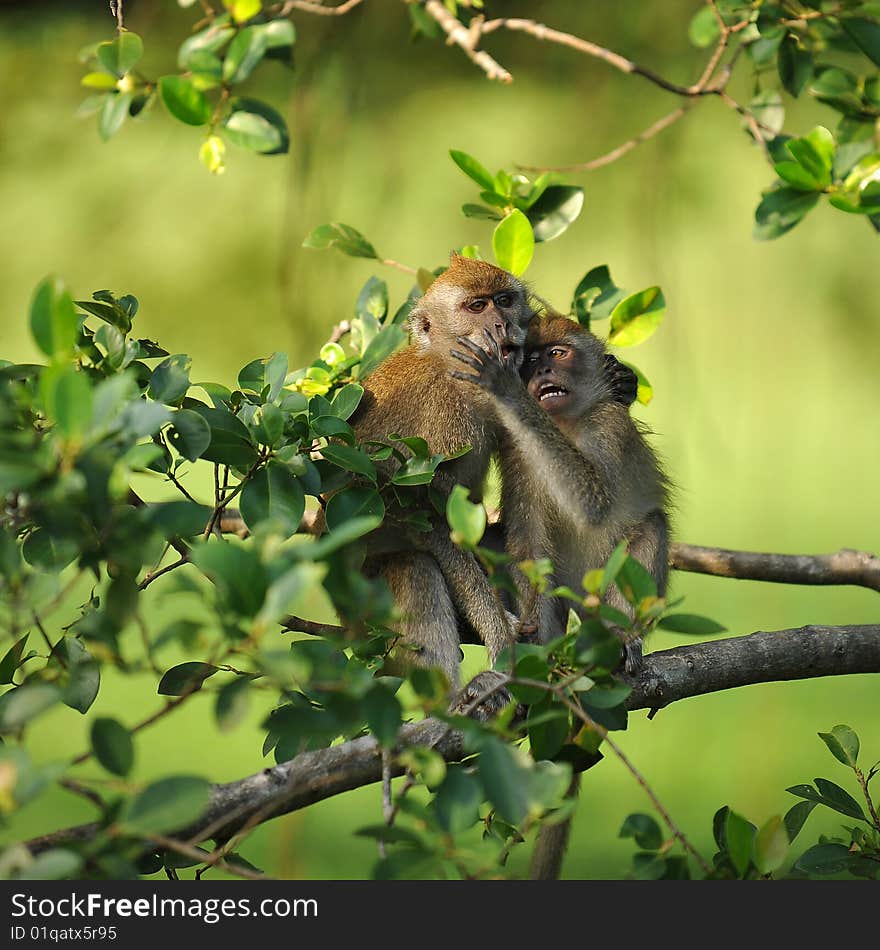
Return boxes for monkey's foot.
[450,671,514,723]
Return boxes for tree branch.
[22,624,880,855]
[670,543,880,593]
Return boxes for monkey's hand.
[603,354,639,407]
[449,330,524,403]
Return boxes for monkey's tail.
[528,773,581,880]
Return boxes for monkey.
[348,253,538,713]
[451,312,668,660]
[450,311,669,875]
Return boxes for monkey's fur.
[451,311,670,875]
[349,254,536,710]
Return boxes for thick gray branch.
[21,624,879,857]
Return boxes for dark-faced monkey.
[451,312,669,659]
[451,311,670,873]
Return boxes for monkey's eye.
[525,351,539,363]
[466,299,488,313]
[549,347,568,359]
[493,293,514,308]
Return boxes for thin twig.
[138,556,188,592]
[60,778,105,811]
[278,0,365,15]
[110,0,124,33]
[519,105,692,174]
[146,833,266,881]
[381,258,418,276]
[423,1,512,83]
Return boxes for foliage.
[620,724,880,879]
[78,1,880,240]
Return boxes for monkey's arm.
[451,338,619,530]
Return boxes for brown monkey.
[349,253,537,710]
[451,312,669,876]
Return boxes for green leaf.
[15,849,83,881]
[619,813,663,851]
[794,842,853,876]
[356,276,389,324]
[157,661,219,696]
[786,126,834,187]
[783,800,816,843]
[778,34,813,98]
[813,778,866,821]
[725,810,755,878]
[477,739,542,826]
[527,698,569,761]
[462,203,501,221]
[145,501,213,539]
[30,277,80,358]
[364,685,402,748]
[0,684,61,732]
[688,5,721,48]
[54,637,100,714]
[190,541,267,617]
[178,23,236,70]
[302,223,378,259]
[446,484,485,547]
[226,98,289,155]
[224,108,282,153]
[215,677,251,732]
[614,554,657,604]
[753,815,789,874]
[607,287,665,347]
[98,92,133,141]
[40,364,93,441]
[256,562,324,627]
[149,354,192,405]
[158,76,212,126]
[818,725,859,768]
[449,150,497,192]
[22,530,78,574]
[91,717,135,776]
[168,408,212,462]
[492,209,534,276]
[0,635,30,685]
[774,161,823,191]
[325,486,384,532]
[226,0,262,23]
[329,383,364,420]
[809,67,862,116]
[96,31,144,77]
[81,72,119,91]
[525,185,584,242]
[571,265,626,326]
[753,186,819,240]
[840,17,880,68]
[434,765,483,834]
[189,405,258,467]
[223,25,269,84]
[320,443,377,482]
[119,775,212,835]
[240,461,306,537]
[657,613,727,635]
[358,325,406,380]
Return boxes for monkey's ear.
[449,250,465,265]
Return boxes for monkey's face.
[409,258,533,364]
[523,342,578,417]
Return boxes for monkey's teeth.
[538,387,568,401]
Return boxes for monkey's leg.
[607,513,670,673]
[374,552,465,689]
[417,530,519,667]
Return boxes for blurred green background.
[1,0,877,879]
